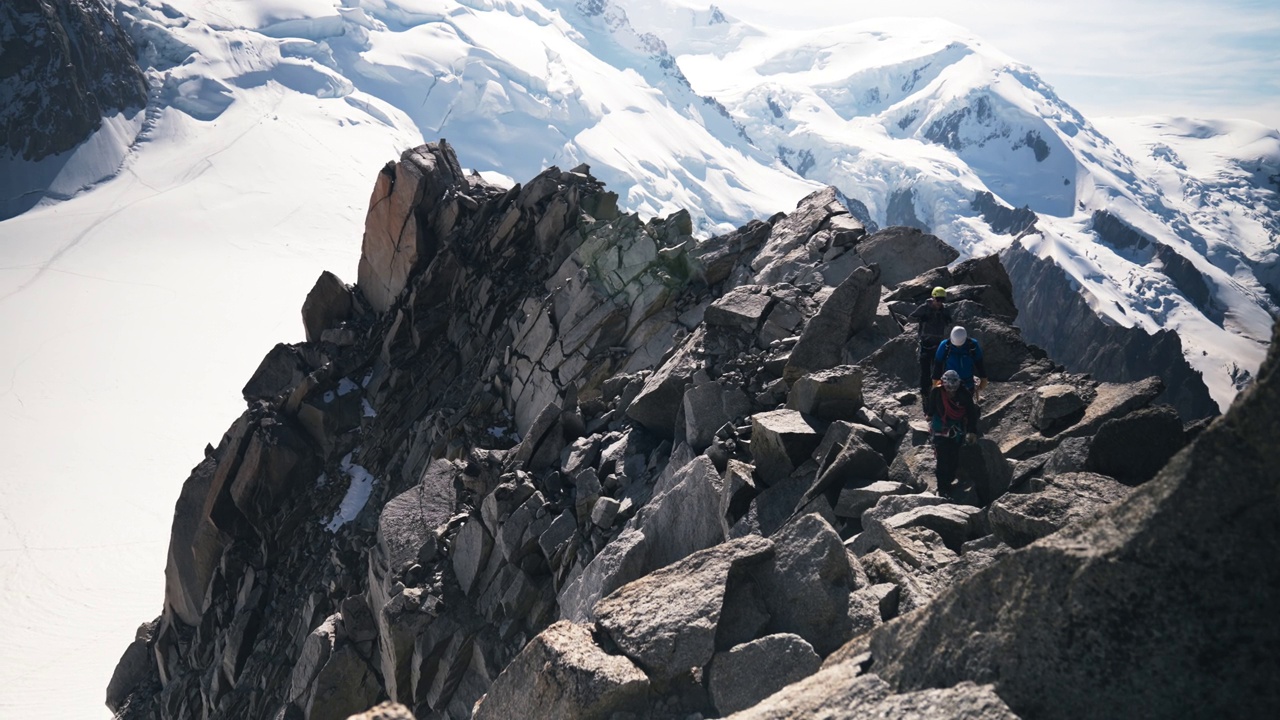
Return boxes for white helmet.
[950,326,968,346]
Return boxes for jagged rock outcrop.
[1091,210,1213,313]
[109,141,1275,720]
[1003,238,1218,419]
[0,0,147,161]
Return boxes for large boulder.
[106,622,155,714]
[834,481,915,519]
[786,366,864,421]
[691,220,772,286]
[163,412,255,627]
[243,343,312,402]
[855,227,959,287]
[729,469,815,539]
[288,614,383,720]
[635,455,727,573]
[358,142,467,312]
[626,337,700,437]
[784,265,881,382]
[369,461,462,701]
[750,410,827,485]
[1060,376,1164,438]
[373,461,460,587]
[472,621,650,720]
[865,503,982,555]
[721,661,1016,720]
[709,634,821,716]
[302,271,355,343]
[1043,436,1092,476]
[1031,384,1086,432]
[228,418,318,534]
[957,438,1013,505]
[705,285,775,334]
[558,529,649,624]
[752,514,877,656]
[595,536,775,683]
[810,431,890,500]
[748,187,850,284]
[988,472,1130,548]
[1086,405,1186,484]
[722,662,891,719]
[301,644,383,720]
[684,381,752,452]
[868,321,1280,718]
[559,456,726,623]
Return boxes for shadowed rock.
[752,514,877,656]
[784,265,882,382]
[1,0,146,169]
[1086,405,1186,484]
[302,271,355,343]
[626,337,700,437]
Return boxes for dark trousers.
[934,438,960,494]
[918,344,936,398]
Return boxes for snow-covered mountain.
[0,0,1276,716]
[7,0,1275,408]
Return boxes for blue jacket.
[932,338,987,388]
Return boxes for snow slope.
[0,1,1275,717]
[0,4,420,716]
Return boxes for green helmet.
[931,286,946,299]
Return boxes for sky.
[713,0,1280,129]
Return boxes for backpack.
[914,303,952,345]
[938,339,977,384]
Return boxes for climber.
[907,286,953,407]
[933,325,989,401]
[927,369,979,499]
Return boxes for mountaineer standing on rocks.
[926,369,979,498]
[907,286,953,408]
[933,326,989,402]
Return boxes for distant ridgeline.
[108,142,1278,719]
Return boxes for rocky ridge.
[107,141,1276,719]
